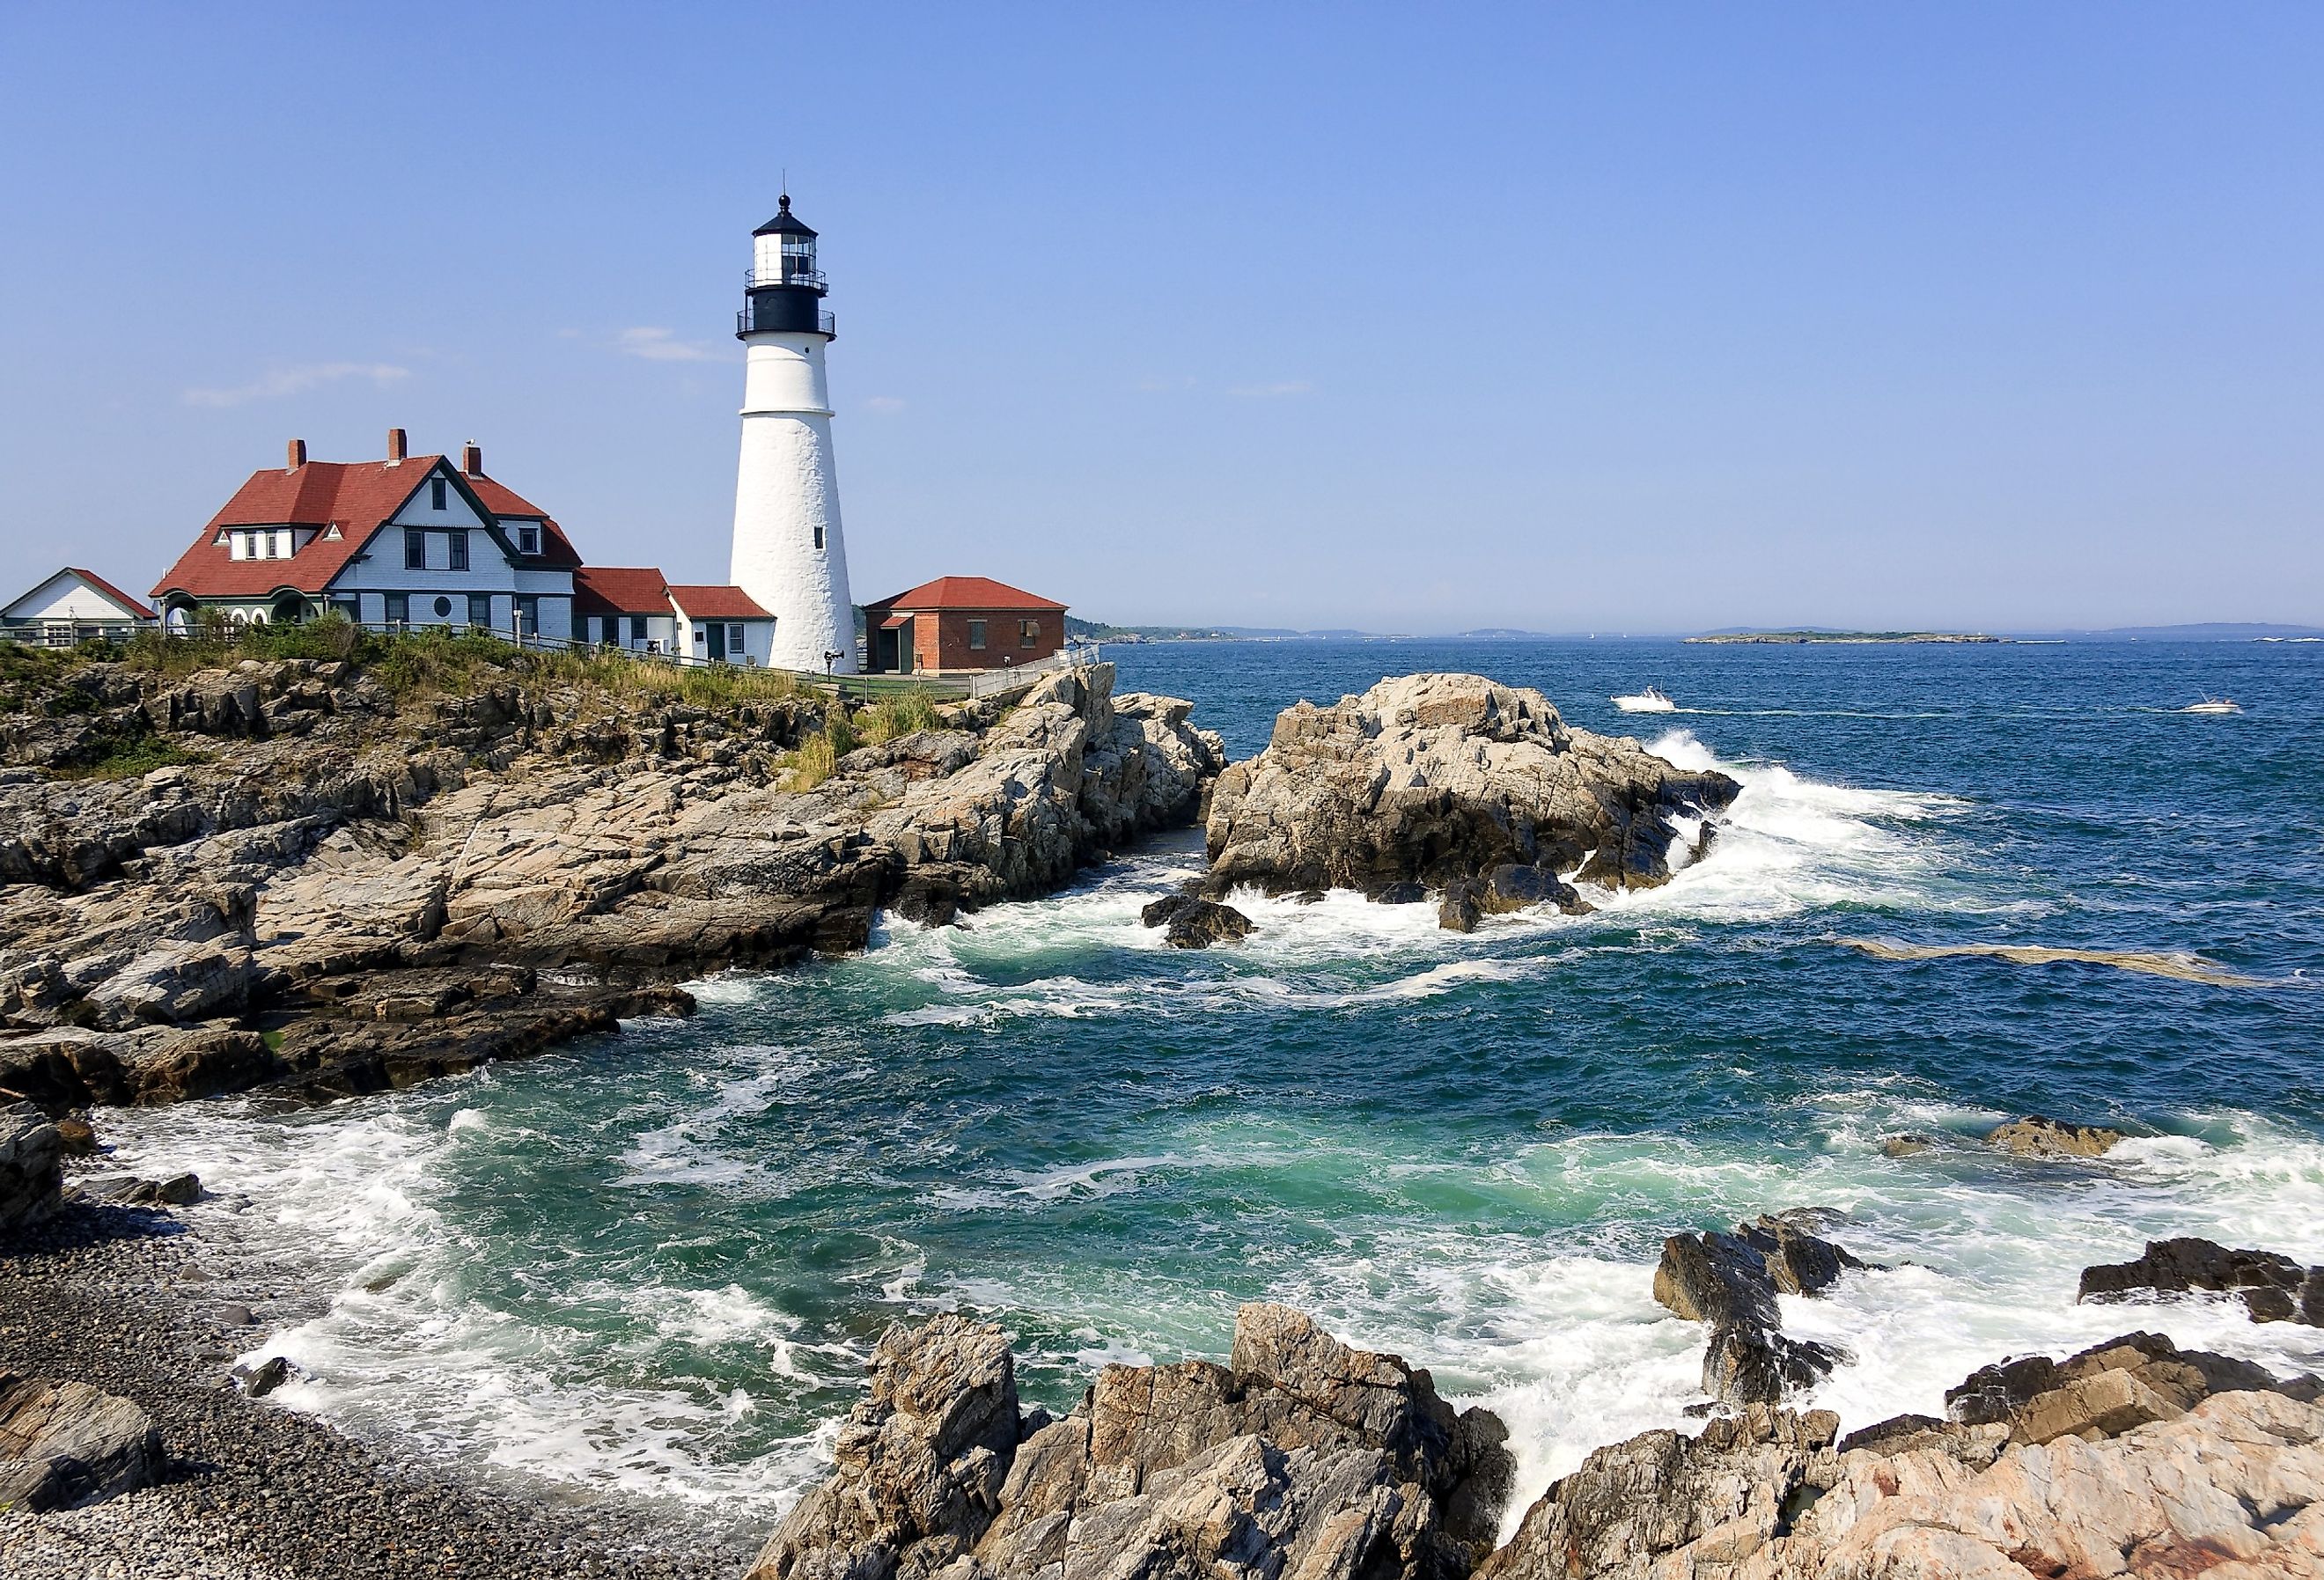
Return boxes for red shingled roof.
[666,584,772,620]
[865,576,1066,612]
[574,566,671,617]
[63,569,157,620]
[151,456,576,599]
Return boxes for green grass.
[782,712,858,790]
[50,733,210,781]
[853,689,943,745]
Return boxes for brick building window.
[1019,619,1040,648]
[967,619,987,650]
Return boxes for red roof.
[865,576,1066,613]
[666,584,772,620]
[151,456,576,599]
[64,568,156,620]
[574,566,671,617]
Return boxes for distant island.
[1685,629,2003,645]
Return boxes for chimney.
[462,441,483,477]
[287,437,307,469]
[386,427,408,464]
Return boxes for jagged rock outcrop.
[1,658,1223,1110]
[1985,1114,2122,1158]
[746,1304,1516,1580]
[0,1103,63,1234]
[1202,675,1739,925]
[1653,1213,1866,1408]
[2080,1236,2324,1326]
[1482,1330,2324,1579]
[0,1372,165,1510]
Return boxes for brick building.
[860,577,1068,674]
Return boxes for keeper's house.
[860,577,1068,675]
[2,568,154,645]
[151,430,582,638]
[573,569,777,665]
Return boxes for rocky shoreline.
[0,1202,756,1580]
[2,650,1223,1114]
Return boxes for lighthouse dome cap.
[753,194,818,239]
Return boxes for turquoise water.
[113,639,2324,1536]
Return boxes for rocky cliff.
[754,1312,2324,1580]
[1203,675,1739,927]
[0,652,1221,1111]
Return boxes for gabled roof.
[865,576,1067,613]
[574,566,671,617]
[2,568,156,621]
[667,584,772,620]
[151,455,575,599]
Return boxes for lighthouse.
[729,195,855,672]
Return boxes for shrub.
[783,710,857,790]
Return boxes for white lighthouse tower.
[729,195,855,673]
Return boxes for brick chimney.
[462,441,483,477]
[386,427,408,463]
[287,438,307,469]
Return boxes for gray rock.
[0,1104,63,1235]
[1202,673,1739,919]
[2078,1236,2324,1326]
[232,1356,298,1398]
[1161,898,1254,950]
[0,1372,165,1510]
[746,1303,1515,1580]
[1986,1114,2123,1158]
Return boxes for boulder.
[1202,674,1739,919]
[232,1356,298,1399]
[0,1103,63,1234]
[1879,1133,1934,1157]
[1654,1216,1868,1408]
[0,1373,165,1510]
[2079,1235,2324,1326]
[746,1304,1516,1580]
[1945,1329,2305,1444]
[1478,1405,1841,1580]
[1163,898,1254,950]
[1985,1113,2122,1158]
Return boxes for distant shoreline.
[1683,630,2003,645]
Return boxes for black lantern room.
[739,195,834,339]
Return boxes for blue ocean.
[111,638,2324,1539]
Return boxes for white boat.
[2181,698,2242,715]
[1613,687,1678,713]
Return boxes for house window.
[630,615,648,643]
[726,623,745,653]
[386,592,408,624]
[405,528,426,570]
[515,594,541,635]
[967,618,987,650]
[1019,619,1040,648]
[275,529,294,558]
[448,531,469,572]
[433,596,453,620]
[430,477,448,511]
[516,525,540,555]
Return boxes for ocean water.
[106,639,2324,1541]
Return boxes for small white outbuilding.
[1,568,156,646]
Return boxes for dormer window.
[430,477,448,511]
[516,525,541,555]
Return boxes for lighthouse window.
[813,524,825,550]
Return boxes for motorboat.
[1613,687,1678,714]
[2181,698,2242,715]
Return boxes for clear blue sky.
[4,4,2318,632]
